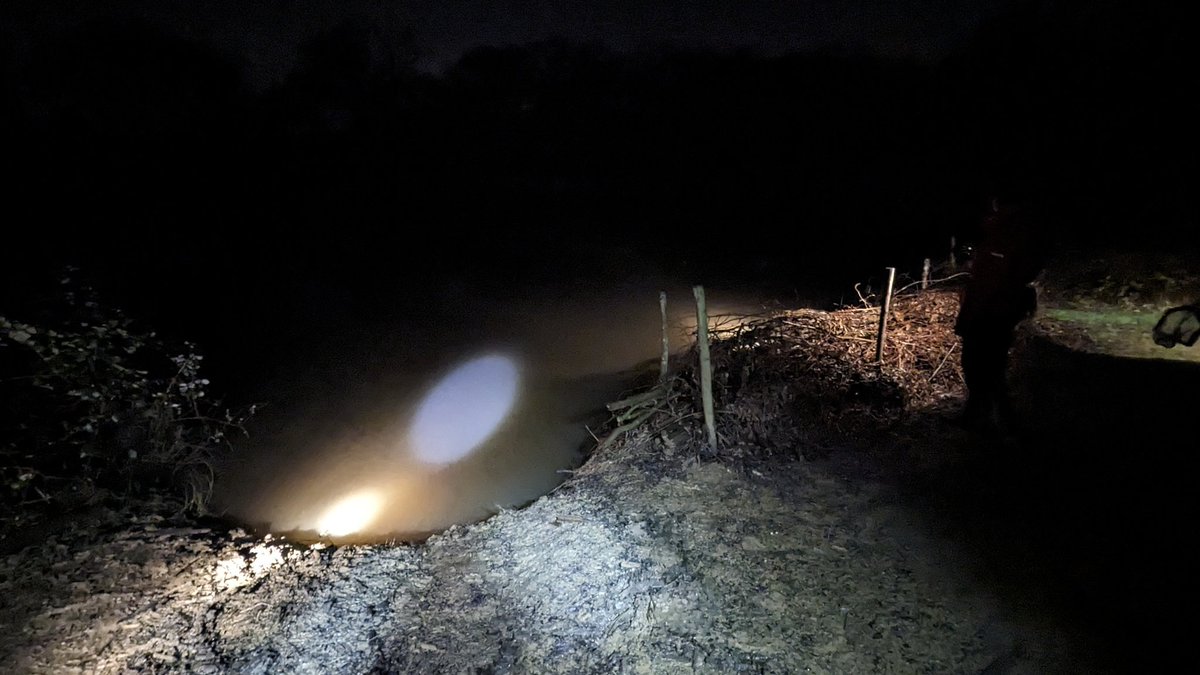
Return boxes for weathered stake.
[659,291,670,382]
[693,285,717,451]
[921,258,931,290]
[875,267,896,363]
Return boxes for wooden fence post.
[875,267,896,363]
[693,285,717,450]
[659,291,670,382]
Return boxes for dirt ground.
[2,252,1197,674]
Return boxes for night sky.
[1,0,1195,396]
[4,0,1012,80]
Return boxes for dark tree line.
[1,1,1193,389]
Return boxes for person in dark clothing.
[954,197,1046,431]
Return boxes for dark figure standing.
[954,198,1045,432]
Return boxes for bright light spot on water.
[409,354,520,465]
[316,490,385,536]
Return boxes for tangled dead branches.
[595,287,968,463]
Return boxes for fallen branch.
[596,404,664,451]
[606,382,670,414]
[929,342,958,383]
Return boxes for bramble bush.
[0,269,255,522]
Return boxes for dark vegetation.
[0,271,254,546]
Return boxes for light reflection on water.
[210,274,823,542]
